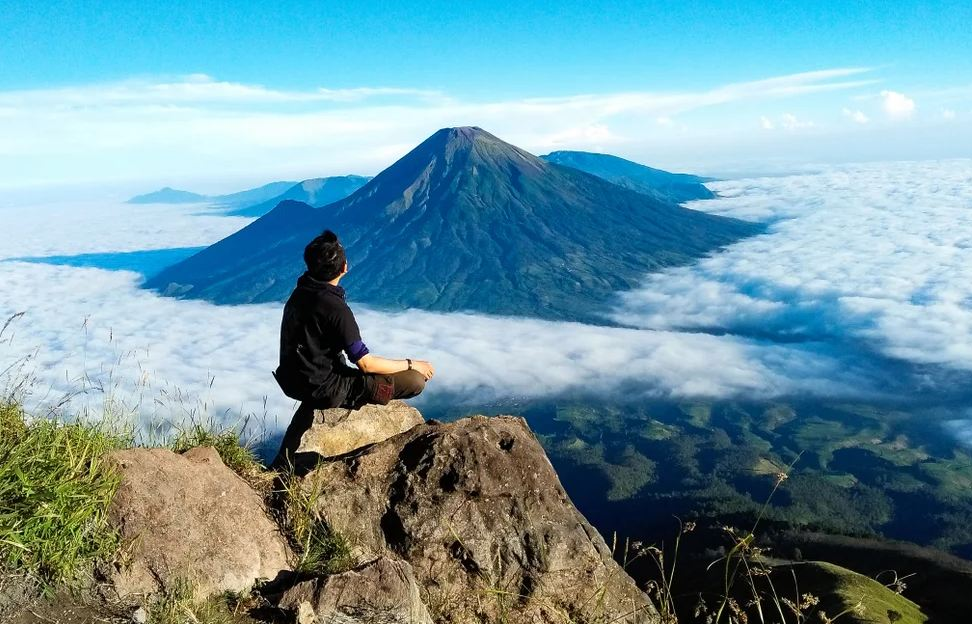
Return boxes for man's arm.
[357,354,435,380]
[332,304,435,380]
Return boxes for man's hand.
[411,359,435,380]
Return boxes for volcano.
[146,127,761,322]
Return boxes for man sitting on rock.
[270,230,434,469]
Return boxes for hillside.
[226,175,371,217]
[541,150,716,203]
[2,400,936,624]
[146,126,761,322]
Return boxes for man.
[270,230,434,469]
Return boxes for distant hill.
[540,151,716,203]
[146,127,761,322]
[126,181,296,208]
[227,175,372,217]
[127,187,209,204]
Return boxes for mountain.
[146,127,762,322]
[540,151,716,203]
[126,181,296,208]
[227,175,372,217]
[127,187,209,204]
[210,181,297,209]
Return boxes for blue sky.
[1,0,970,190]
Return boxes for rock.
[277,557,432,624]
[131,606,148,623]
[296,400,424,458]
[107,446,292,599]
[302,416,657,623]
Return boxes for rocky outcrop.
[301,416,657,623]
[107,446,292,598]
[277,557,432,624]
[297,401,424,459]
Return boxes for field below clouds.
[0,161,970,438]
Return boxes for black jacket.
[275,273,370,407]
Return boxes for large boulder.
[302,416,657,623]
[277,557,433,624]
[296,400,424,458]
[107,446,292,598]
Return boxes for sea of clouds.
[2,159,971,443]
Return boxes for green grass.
[0,400,130,588]
[0,394,274,592]
[148,578,256,624]
[170,423,268,489]
[775,562,928,624]
[277,470,355,576]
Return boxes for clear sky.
[1,0,970,191]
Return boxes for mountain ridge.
[225,175,372,217]
[540,150,716,203]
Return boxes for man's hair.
[304,230,346,281]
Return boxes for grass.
[624,457,930,624]
[0,399,130,589]
[0,387,274,598]
[774,562,927,624]
[169,421,272,491]
[148,578,257,624]
[276,469,354,576]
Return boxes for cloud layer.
[612,159,972,393]
[3,160,972,443]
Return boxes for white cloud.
[5,160,972,452]
[842,107,870,124]
[656,116,674,126]
[0,75,448,107]
[612,159,972,389]
[541,123,624,148]
[0,194,884,441]
[881,90,916,119]
[0,68,880,188]
[760,116,775,130]
[943,109,957,120]
[781,113,814,130]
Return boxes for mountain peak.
[436,125,489,141]
[426,125,511,156]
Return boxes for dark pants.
[270,369,425,470]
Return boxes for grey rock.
[296,400,424,458]
[107,446,292,599]
[277,557,432,624]
[302,416,657,623]
[131,606,148,623]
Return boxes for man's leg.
[390,369,426,399]
[353,370,426,407]
[269,402,316,470]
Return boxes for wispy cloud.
[0,74,448,107]
[0,68,887,188]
